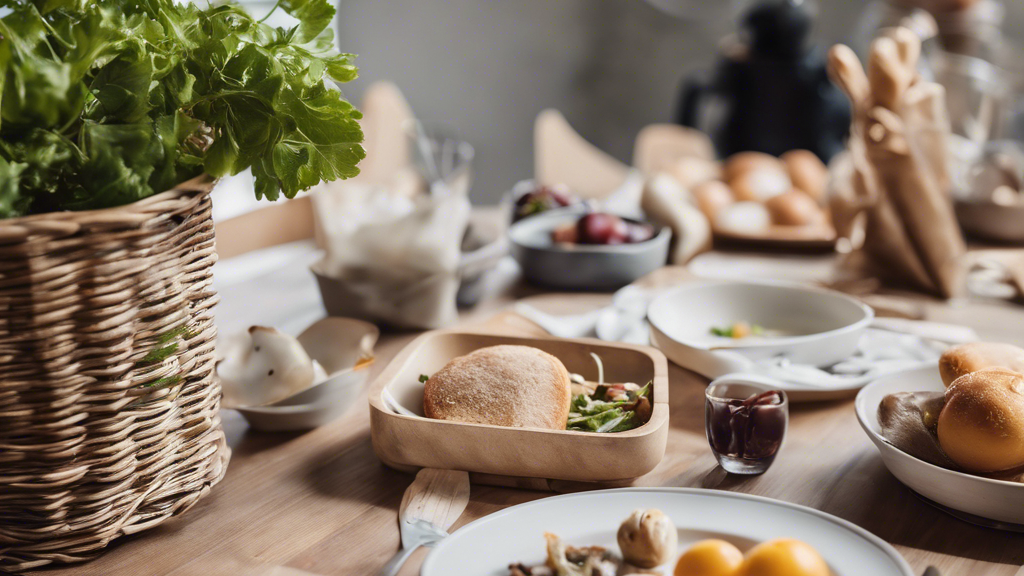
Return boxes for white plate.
[235,368,371,432]
[421,488,912,576]
[856,366,1024,526]
[648,281,873,401]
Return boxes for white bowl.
[648,281,873,376]
[232,317,379,432]
[955,200,1024,244]
[855,366,1024,526]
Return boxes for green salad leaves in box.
[0,0,364,218]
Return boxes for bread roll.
[937,368,1024,473]
[782,150,829,202]
[730,168,792,202]
[693,180,735,219]
[714,201,771,235]
[939,342,1024,387]
[670,156,722,190]
[765,191,826,226]
[422,345,571,429]
[723,152,784,182]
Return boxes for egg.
[737,539,830,576]
[765,191,826,226]
[782,150,829,202]
[674,539,744,576]
[730,168,792,202]
[693,181,736,219]
[724,151,785,183]
[714,201,771,235]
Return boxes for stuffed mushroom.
[616,508,677,569]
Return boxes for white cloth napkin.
[515,285,979,389]
[748,329,943,389]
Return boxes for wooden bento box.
[368,330,669,485]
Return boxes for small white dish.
[648,280,872,375]
[856,366,1024,526]
[421,487,913,575]
[230,317,379,432]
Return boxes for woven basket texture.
[0,175,230,571]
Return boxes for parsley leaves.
[0,0,364,218]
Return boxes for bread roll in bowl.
[765,191,826,226]
[781,150,829,203]
[423,345,571,430]
[937,368,1024,473]
[939,342,1024,387]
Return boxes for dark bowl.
[508,207,671,290]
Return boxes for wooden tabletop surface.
[31,263,1024,576]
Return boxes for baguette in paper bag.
[828,31,966,298]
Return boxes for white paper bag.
[311,170,471,329]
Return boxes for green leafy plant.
[0,0,364,218]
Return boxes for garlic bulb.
[217,326,318,408]
[616,508,678,568]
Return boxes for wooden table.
[33,262,1024,576]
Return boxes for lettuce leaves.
[0,0,364,218]
[566,382,653,433]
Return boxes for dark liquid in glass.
[706,390,786,473]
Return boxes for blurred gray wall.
[334,1,1024,204]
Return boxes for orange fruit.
[674,539,744,576]
[737,538,830,576]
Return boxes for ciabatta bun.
[423,345,571,430]
[937,368,1024,473]
[939,342,1024,387]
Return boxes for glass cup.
[403,120,475,196]
[705,381,789,475]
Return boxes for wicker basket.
[0,175,230,571]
